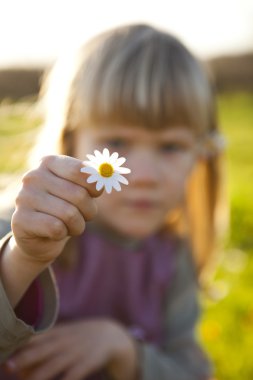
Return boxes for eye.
[105,138,128,150]
[159,143,185,153]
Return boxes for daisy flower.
[80,148,131,193]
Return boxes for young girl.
[0,23,224,380]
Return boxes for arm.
[0,231,138,378]
[139,244,212,380]
[0,155,101,363]
[0,156,100,307]
[0,233,52,308]
[0,233,58,363]
[0,219,42,309]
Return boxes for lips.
[124,199,159,210]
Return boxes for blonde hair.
[35,23,227,274]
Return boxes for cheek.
[164,178,185,207]
[162,165,194,205]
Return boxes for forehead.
[79,124,197,143]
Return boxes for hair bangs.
[70,25,212,135]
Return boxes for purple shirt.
[55,225,176,346]
[1,224,176,380]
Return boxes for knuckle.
[64,205,78,225]
[73,187,88,205]
[40,155,56,167]
[15,188,26,207]
[11,210,23,231]
[61,205,85,236]
[48,219,66,240]
[21,169,38,186]
[74,220,86,236]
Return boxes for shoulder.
[170,236,199,291]
[164,238,201,333]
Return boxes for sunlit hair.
[34,23,227,277]
[68,26,215,134]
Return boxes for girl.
[0,24,224,379]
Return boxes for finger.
[12,207,68,241]
[9,338,64,371]
[23,352,78,380]
[61,351,103,380]
[40,155,103,198]
[36,170,98,221]
[17,188,86,236]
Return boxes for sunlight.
[0,0,252,67]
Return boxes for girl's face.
[75,125,200,239]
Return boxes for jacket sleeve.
[139,244,212,380]
[0,230,59,363]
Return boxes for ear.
[197,132,226,160]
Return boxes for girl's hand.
[12,155,101,264]
[6,319,139,380]
[0,155,101,306]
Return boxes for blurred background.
[0,0,252,378]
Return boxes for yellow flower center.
[99,162,114,177]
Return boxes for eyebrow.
[92,126,196,143]
[92,128,137,138]
[159,130,195,142]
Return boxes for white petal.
[87,174,100,183]
[82,161,99,169]
[115,157,126,166]
[94,150,104,161]
[112,180,122,191]
[86,154,102,164]
[86,154,96,161]
[116,167,131,174]
[114,174,129,185]
[104,179,113,193]
[96,180,104,191]
[80,166,98,175]
[103,148,110,160]
[108,152,119,163]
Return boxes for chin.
[119,224,160,239]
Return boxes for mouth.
[124,199,159,211]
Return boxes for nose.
[127,149,161,185]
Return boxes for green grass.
[0,102,41,173]
[198,93,253,380]
[219,94,253,249]
[0,93,253,379]
[199,250,253,379]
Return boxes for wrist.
[5,235,51,270]
[0,236,49,307]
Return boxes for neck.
[87,220,145,250]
